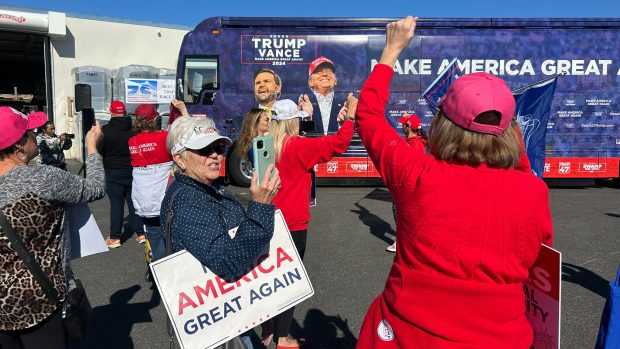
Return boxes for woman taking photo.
[36,121,73,171]
[0,106,105,349]
[161,116,281,348]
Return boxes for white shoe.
[386,242,396,252]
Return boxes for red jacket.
[272,121,354,231]
[355,64,553,348]
[405,135,426,153]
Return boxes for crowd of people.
[0,16,554,349]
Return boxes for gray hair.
[166,116,218,171]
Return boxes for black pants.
[0,310,66,349]
[274,229,307,338]
[105,169,143,239]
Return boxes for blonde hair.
[269,118,300,162]
[236,109,267,160]
[429,112,520,169]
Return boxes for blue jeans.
[143,216,165,261]
[105,169,143,240]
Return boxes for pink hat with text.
[439,72,515,136]
[0,107,47,150]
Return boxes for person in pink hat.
[385,113,428,253]
[0,107,104,348]
[355,17,553,348]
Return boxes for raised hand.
[379,16,418,67]
[298,94,313,118]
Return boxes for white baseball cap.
[170,125,232,155]
[271,99,309,121]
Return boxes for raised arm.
[44,122,105,203]
[356,17,426,188]
[297,119,354,170]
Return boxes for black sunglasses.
[193,142,227,156]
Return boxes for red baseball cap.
[439,72,515,136]
[134,104,159,120]
[398,114,422,129]
[308,56,336,76]
[109,100,126,115]
[0,107,47,150]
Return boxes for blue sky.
[1,0,620,28]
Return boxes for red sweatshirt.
[406,135,426,153]
[355,64,553,349]
[272,121,354,231]
[128,131,170,167]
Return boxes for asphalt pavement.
[66,160,620,349]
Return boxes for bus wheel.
[228,147,252,187]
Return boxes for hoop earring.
[15,148,27,161]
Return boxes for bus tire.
[228,146,252,187]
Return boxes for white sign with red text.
[150,210,314,349]
[524,244,561,349]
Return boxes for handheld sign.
[524,244,561,349]
[67,203,108,259]
[150,210,314,349]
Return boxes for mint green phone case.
[252,135,275,183]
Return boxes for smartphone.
[81,108,96,136]
[252,135,275,183]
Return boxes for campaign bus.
[176,17,620,186]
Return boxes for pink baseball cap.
[308,56,335,76]
[0,107,48,150]
[109,100,126,115]
[134,104,159,120]
[398,114,422,129]
[439,72,515,136]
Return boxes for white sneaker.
[386,242,396,252]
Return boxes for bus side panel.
[178,20,620,181]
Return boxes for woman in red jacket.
[268,98,356,349]
[356,17,553,348]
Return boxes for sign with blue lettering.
[125,79,175,104]
[149,210,314,349]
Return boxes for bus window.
[182,57,219,104]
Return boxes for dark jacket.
[308,91,347,135]
[99,116,134,169]
[160,173,275,280]
[37,134,72,169]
